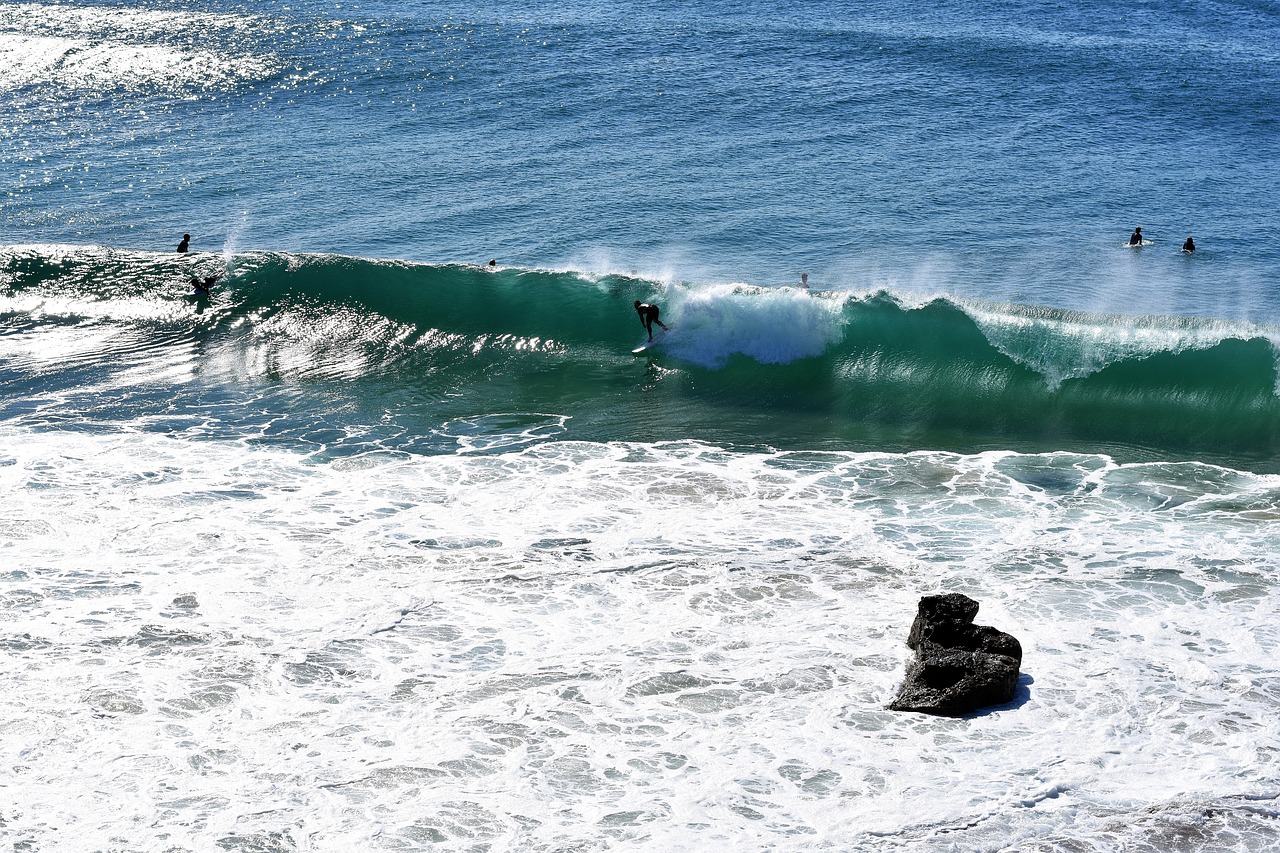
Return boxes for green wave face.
[3,245,1278,468]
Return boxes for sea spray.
[3,245,1278,467]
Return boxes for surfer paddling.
[634,300,669,341]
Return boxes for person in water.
[190,274,220,293]
[1181,236,1196,253]
[177,233,191,253]
[1128,227,1143,246]
[634,300,669,341]
[799,272,810,289]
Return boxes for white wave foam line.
[1,431,1279,849]
[958,298,1279,389]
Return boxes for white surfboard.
[632,327,673,355]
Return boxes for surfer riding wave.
[634,300,669,341]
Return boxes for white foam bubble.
[664,283,847,367]
[2,430,1278,850]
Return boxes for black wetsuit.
[636,302,667,340]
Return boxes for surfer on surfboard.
[634,300,669,341]
[1128,227,1144,246]
[190,274,220,294]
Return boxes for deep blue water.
[5,0,1279,319]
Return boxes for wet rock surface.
[890,593,1022,716]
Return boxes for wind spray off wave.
[3,245,1278,466]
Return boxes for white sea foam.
[664,283,846,367]
[1,427,1278,850]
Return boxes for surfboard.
[632,328,673,355]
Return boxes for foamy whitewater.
[3,0,1280,850]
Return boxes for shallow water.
[3,431,1279,849]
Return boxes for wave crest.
[3,244,1278,465]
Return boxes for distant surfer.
[634,300,669,341]
[176,233,190,253]
[488,259,497,268]
[799,272,809,289]
[1128,227,1143,246]
[1181,236,1196,253]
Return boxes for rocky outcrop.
[889,593,1022,716]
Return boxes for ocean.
[2,0,1279,850]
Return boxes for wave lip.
[958,296,1280,391]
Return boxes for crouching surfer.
[190,274,221,294]
[634,300,669,341]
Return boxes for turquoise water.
[4,248,1279,467]
[5,0,1279,465]
[3,1,1280,850]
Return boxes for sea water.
[2,1,1280,850]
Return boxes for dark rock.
[905,592,979,648]
[890,593,1022,716]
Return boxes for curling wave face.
[2,245,1278,468]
